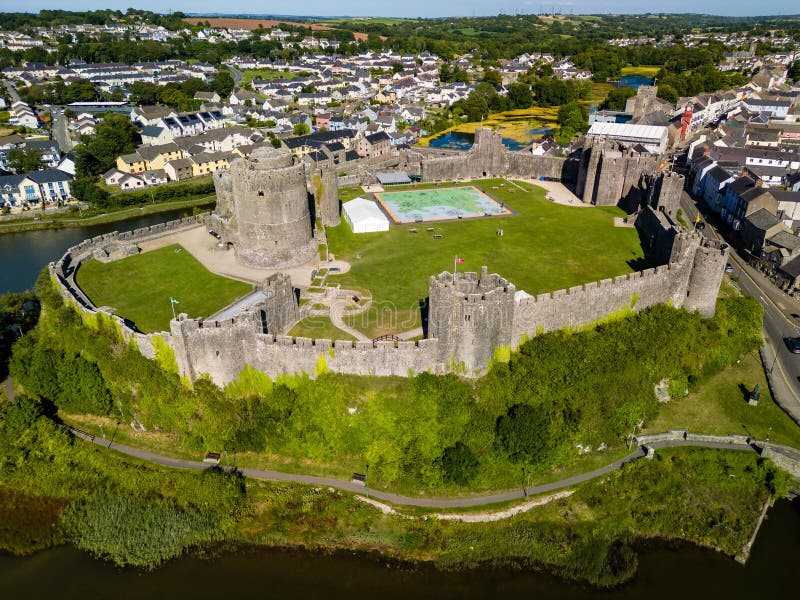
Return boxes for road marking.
[769,341,800,407]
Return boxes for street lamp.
[365,463,370,497]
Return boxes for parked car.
[785,337,800,354]
[725,263,734,273]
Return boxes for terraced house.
[0,169,73,208]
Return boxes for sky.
[4,1,799,18]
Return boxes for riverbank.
[0,437,788,587]
[0,196,215,234]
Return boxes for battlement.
[518,265,674,306]
[430,266,515,297]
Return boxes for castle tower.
[316,164,341,227]
[683,239,728,317]
[668,232,727,317]
[469,127,506,178]
[428,266,516,374]
[262,273,298,335]
[212,146,317,268]
[651,171,684,218]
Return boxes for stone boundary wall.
[636,431,753,446]
[511,263,687,346]
[169,308,441,385]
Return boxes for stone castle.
[211,146,340,268]
[51,126,728,386]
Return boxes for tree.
[555,101,589,145]
[600,86,636,111]
[440,442,479,485]
[482,69,502,87]
[657,83,679,105]
[7,148,43,173]
[496,403,552,464]
[211,70,234,98]
[293,122,310,136]
[71,178,110,207]
[76,112,139,178]
[507,82,533,109]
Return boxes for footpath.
[63,424,800,510]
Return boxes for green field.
[327,179,645,337]
[76,244,252,333]
[645,351,800,448]
[621,65,663,78]
[241,68,299,86]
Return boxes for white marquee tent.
[342,197,390,234]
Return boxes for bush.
[440,442,479,485]
[112,180,215,207]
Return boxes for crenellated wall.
[50,140,727,388]
[169,309,442,384]
[417,128,576,183]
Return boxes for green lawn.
[644,351,800,448]
[327,179,645,337]
[76,244,252,333]
[288,316,356,341]
[241,69,299,86]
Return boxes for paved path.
[64,425,794,509]
[329,299,370,341]
[51,108,72,153]
[2,79,21,103]
[398,327,424,340]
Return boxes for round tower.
[683,239,728,318]
[215,146,317,268]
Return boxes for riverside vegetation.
[0,270,794,585]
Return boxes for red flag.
[455,256,464,264]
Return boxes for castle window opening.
[258,190,265,197]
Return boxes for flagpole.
[454,255,457,283]
[170,297,176,320]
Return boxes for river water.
[428,129,552,152]
[1,213,800,595]
[0,500,797,598]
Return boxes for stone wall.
[416,128,576,183]
[169,308,442,385]
[511,264,686,346]
[48,214,209,363]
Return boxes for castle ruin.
[51,123,729,387]
[211,146,340,268]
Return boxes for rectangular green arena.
[75,244,252,333]
[374,185,511,223]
